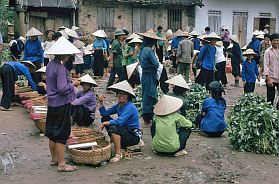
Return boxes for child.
[73,40,85,78]
[71,74,98,127]
[35,66,47,94]
[196,81,227,137]
[242,49,260,93]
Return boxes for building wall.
[195,0,279,45]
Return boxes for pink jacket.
[264,47,279,83]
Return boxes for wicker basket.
[34,119,46,134]
[68,140,111,165]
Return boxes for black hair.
[157,26,163,31]
[264,34,270,38]
[173,85,186,96]
[211,90,226,107]
[122,28,129,36]
[205,27,210,32]
[53,32,62,40]
[270,33,279,41]
[116,90,133,101]
[142,37,156,47]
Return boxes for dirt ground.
[0,73,278,184]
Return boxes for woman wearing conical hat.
[24,27,44,84]
[230,35,242,87]
[35,66,47,95]
[71,74,98,127]
[44,36,80,172]
[151,95,192,157]
[98,80,143,162]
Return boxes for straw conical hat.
[44,36,81,55]
[65,28,79,38]
[241,45,247,50]
[253,30,260,35]
[256,34,264,40]
[101,30,107,37]
[128,37,143,44]
[258,30,265,35]
[216,41,223,47]
[230,35,239,43]
[127,33,142,40]
[190,30,199,36]
[79,74,98,86]
[20,60,36,69]
[242,49,257,56]
[26,27,43,36]
[264,24,270,28]
[126,62,139,79]
[154,95,183,116]
[198,34,209,42]
[73,40,85,49]
[165,74,190,89]
[36,66,46,73]
[181,31,190,37]
[204,32,221,41]
[83,45,93,55]
[137,29,164,40]
[174,29,183,37]
[71,26,79,31]
[107,80,135,97]
[59,30,69,39]
[93,30,106,38]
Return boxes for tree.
[0,0,15,42]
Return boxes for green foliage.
[0,47,12,65]
[0,0,15,41]
[227,93,279,155]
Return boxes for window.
[259,13,271,17]
[168,9,182,31]
[97,7,115,35]
[208,10,221,33]
[133,8,155,33]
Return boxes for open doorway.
[254,17,276,34]
[259,18,270,31]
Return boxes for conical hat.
[258,30,265,35]
[204,32,221,41]
[230,35,239,43]
[154,95,183,116]
[126,62,139,79]
[165,74,190,89]
[44,36,81,55]
[59,30,69,39]
[93,30,106,38]
[65,28,79,38]
[128,37,143,44]
[242,49,257,56]
[83,45,93,55]
[71,26,79,31]
[59,26,67,30]
[20,60,36,69]
[181,31,190,37]
[127,33,142,40]
[107,80,136,97]
[253,30,260,35]
[198,34,210,42]
[241,45,247,50]
[256,34,264,40]
[79,74,98,86]
[26,27,43,36]
[174,29,183,37]
[101,30,107,37]
[190,30,199,36]
[36,66,46,73]
[137,29,164,40]
[227,43,233,49]
[73,40,85,49]
[216,41,223,47]
[264,24,270,28]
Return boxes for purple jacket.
[46,59,75,107]
[72,91,96,112]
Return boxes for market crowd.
[0,23,278,171]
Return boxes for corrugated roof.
[116,0,203,7]
[9,0,78,8]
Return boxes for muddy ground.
[0,74,278,184]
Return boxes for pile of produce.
[227,93,279,155]
[67,127,105,145]
[184,83,209,122]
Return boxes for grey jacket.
[177,39,194,63]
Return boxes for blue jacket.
[242,59,259,83]
[99,101,140,129]
[197,45,216,71]
[192,37,200,51]
[201,97,227,133]
[171,36,183,49]
[252,39,261,54]
[6,62,37,90]
[24,39,44,63]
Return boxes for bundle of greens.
[184,83,209,122]
[227,93,279,155]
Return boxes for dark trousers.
[215,61,228,85]
[197,67,215,90]
[32,60,42,84]
[107,67,125,87]
[159,66,169,94]
[0,64,15,109]
[71,105,93,127]
[44,58,49,66]
[266,82,279,109]
[244,82,255,93]
[83,55,94,70]
[93,50,105,76]
[156,45,164,63]
[195,114,224,137]
[151,123,191,154]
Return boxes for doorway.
[232,11,248,47]
[254,18,276,34]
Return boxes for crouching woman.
[99,80,143,163]
[151,95,192,157]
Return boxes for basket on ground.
[34,119,46,133]
[68,140,111,165]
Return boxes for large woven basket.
[68,140,111,165]
[34,119,46,134]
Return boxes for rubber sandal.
[0,107,14,111]
[174,150,188,157]
[110,154,123,163]
[50,161,58,166]
[57,165,78,172]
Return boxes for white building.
[195,0,279,46]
